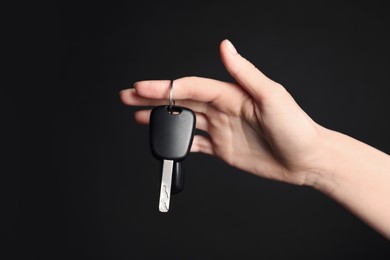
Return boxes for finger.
[190,135,214,155]
[219,39,282,103]
[121,88,210,114]
[134,109,151,124]
[134,109,209,132]
[194,113,208,132]
[120,88,166,106]
[133,77,238,105]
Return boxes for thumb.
[220,39,280,102]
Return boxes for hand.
[120,39,325,186]
[121,39,390,238]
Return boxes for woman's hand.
[120,39,325,186]
[121,39,390,238]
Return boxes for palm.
[203,83,321,185]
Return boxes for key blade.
[159,160,174,212]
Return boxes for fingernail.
[226,39,237,54]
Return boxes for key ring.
[168,80,175,111]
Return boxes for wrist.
[302,126,390,239]
[303,125,390,197]
[302,127,347,194]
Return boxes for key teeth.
[158,160,173,213]
[159,198,169,212]
[159,205,169,212]
[163,185,169,198]
[159,184,170,212]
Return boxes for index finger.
[133,76,238,104]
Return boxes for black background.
[4,1,390,259]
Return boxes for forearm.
[308,127,390,239]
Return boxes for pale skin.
[120,39,390,239]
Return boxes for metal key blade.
[159,160,174,212]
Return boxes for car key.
[149,105,195,212]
